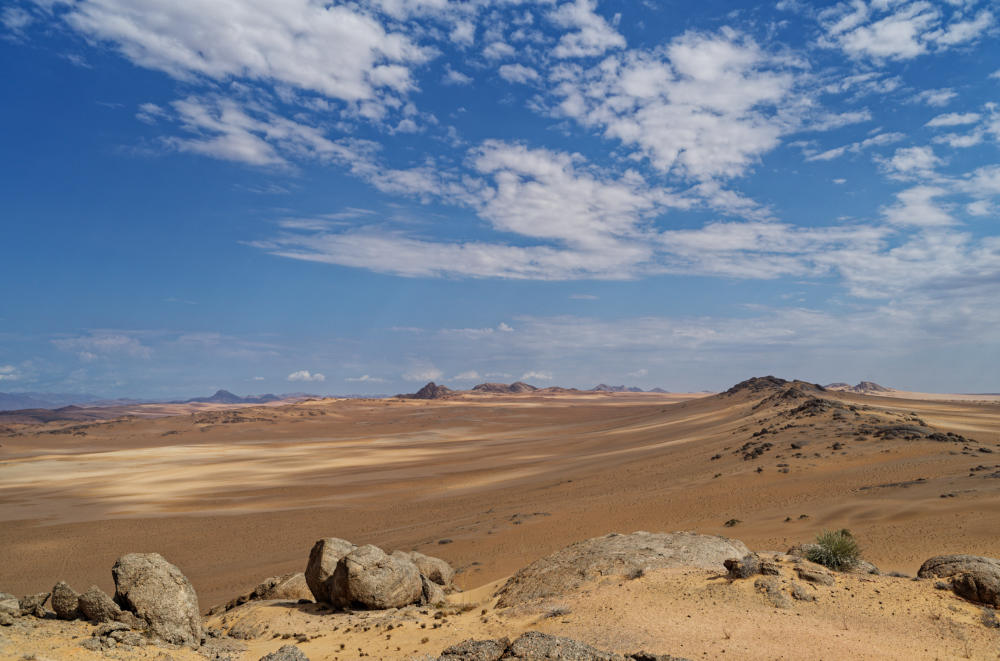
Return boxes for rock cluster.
[438,631,689,661]
[2,552,203,649]
[305,537,455,610]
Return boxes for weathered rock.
[52,581,81,620]
[0,592,21,619]
[790,582,817,602]
[19,592,50,617]
[786,543,820,559]
[725,553,760,579]
[259,644,310,661]
[112,552,202,647]
[330,545,422,610]
[0,611,13,626]
[917,555,1000,607]
[438,637,510,661]
[759,559,781,576]
[217,572,313,613]
[754,577,791,609]
[848,559,881,575]
[78,585,123,623]
[421,575,446,606]
[495,532,750,607]
[918,554,1000,579]
[438,632,690,661]
[953,572,1000,608]
[504,631,623,660]
[796,567,835,586]
[304,537,356,603]
[403,551,456,586]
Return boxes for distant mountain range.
[824,381,894,394]
[0,391,105,412]
[178,389,283,405]
[590,384,669,393]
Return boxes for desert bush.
[806,529,861,570]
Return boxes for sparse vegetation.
[724,518,741,527]
[544,605,572,618]
[806,529,861,571]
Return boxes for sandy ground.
[1,384,999,659]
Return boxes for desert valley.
[2,377,999,660]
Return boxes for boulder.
[495,532,750,608]
[260,645,310,661]
[403,551,455,586]
[19,592,50,617]
[754,577,791,609]
[918,554,1000,607]
[0,593,20,619]
[78,585,123,623]
[52,581,81,620]
[112,553,202,647]
[304,537,356,603]
[330,545,422,610]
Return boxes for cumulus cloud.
[804,131,905,161]
[926,112,981,127]
[403,365,443,381]
[287,369,325,382]
[498,64,540,84]
[452,370,481,380]
[548,0,625,58]
[520,370,553,381]
[52,332,152,360]
[819,1,994,61]
[0,365,20,381]
[346,374,386,383]
[47,0,430,116]
[881,186,955,227]
[549,28,801,180]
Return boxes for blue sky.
[1,0,999,397]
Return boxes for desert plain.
[2,377,1000,659]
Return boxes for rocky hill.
[399,382,455,399]
[472,382,539,394]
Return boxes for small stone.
[790,582,816,602]
[19,592,50,618]
[796,567,835,586]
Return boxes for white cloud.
[2,6,34,32]
[881,186,954,227]
[520,370,553,381]
[805,131,904,161]
[452,370,481,380]
[53,332,152,360]
[926,112,981,127]
[820,2,994,61]
[550,29,801,180]
[253,376,265,381]
[627,368,648,378]
[912,88,957,107]
[346,374,386,383]
[498,322,514,332]
[548,0,625,58]
[50,0,431,115]
[498,64,540,84]
[403,365,443,382]
[483,41,516,60]
[442,67,473,86]
[877,145,942,180]
[0,365,20,381]
[287,369,325,382]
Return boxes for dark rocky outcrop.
[112,552,202,647]
[438,632,689,660]
[725,553,760,579]
[472,382,538,394]
[213,572,313,614]
[494,531,749,608]
[305,537,356,604]
[259,645,310,661]
[400,382,454,399]
[52,581,81,620]
[18,592,50,617]
[330,545,423,610]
